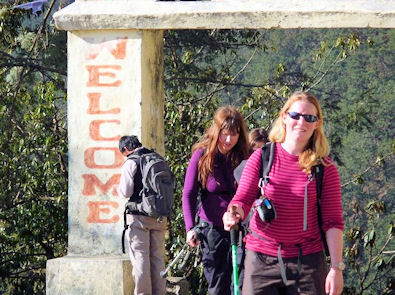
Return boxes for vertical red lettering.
[82,174,120,196]
[85,37,127,60]
[84,147,124,169]
[89,120,121,141]
[87,201,119,223]
[87,93,120,114]
[86,65,122,87]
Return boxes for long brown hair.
[269,91,330,173]
[192,106,249,188]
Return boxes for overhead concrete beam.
[54,0,395,31]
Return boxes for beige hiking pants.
[127,214,167,295]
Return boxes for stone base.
[46,255,133,295]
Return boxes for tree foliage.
[163,29,394,295]
[0,1,68,294]
[0,2,393,294]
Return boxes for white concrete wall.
[67,30,142,255]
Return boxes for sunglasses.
[287,112,318,123]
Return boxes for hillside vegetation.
[0,2,393,294]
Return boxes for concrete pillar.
[65,29,164,255]
[46,25,164,295]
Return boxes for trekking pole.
[178,247,191,270]
[160,243,188,278]
[230,205,240,295]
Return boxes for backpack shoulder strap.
[312,163,329,256]
[241,142,275,246]
[126,153,140,165]
[260,142,275,186]
[194,149,206,226]
[126,154,144,182]
[312,163,324,199]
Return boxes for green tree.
[0,2,393,294]
[0,1,68,293]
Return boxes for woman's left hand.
[325,268,343,295]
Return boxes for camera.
[255,197,277,223]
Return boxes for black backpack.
[248,142,329,256]
[121,150,174,253]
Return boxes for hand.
[222,209,241,231]
[186,229,199,247]
[325,268,343,295]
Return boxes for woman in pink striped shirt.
[223,92,344,295]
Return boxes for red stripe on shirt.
[230,143,344,258]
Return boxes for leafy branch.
[342,151,394,187]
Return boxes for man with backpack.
[117,135,174,295]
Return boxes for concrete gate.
[47,1,394,294]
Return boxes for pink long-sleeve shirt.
[230,143,344,258]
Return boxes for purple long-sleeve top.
[182,148,237,232]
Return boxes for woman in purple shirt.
[182,105,249,295]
